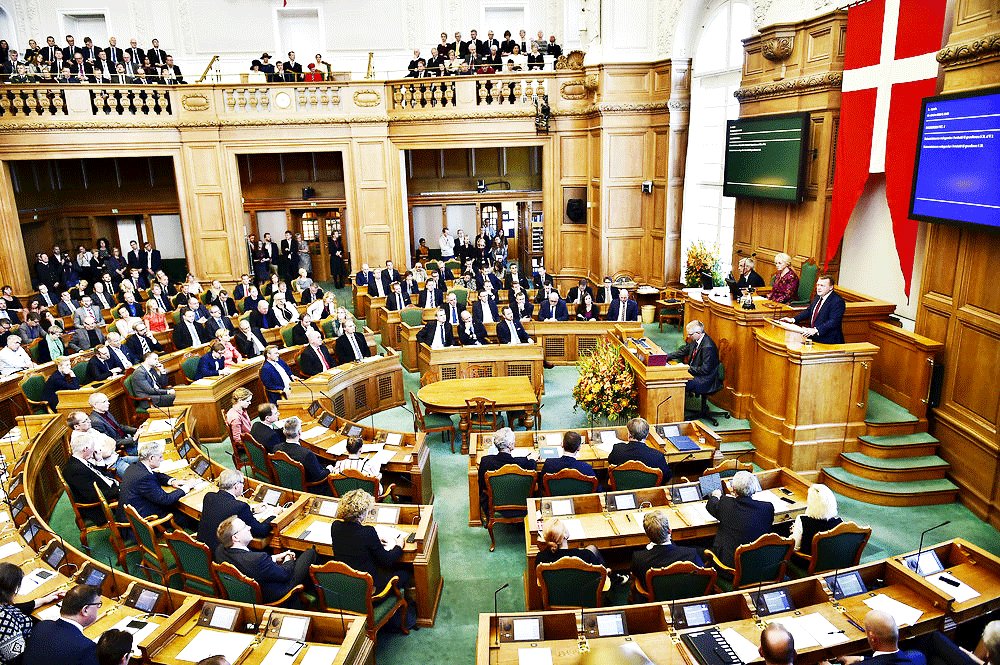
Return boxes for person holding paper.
[834,611,927,665]
[477,427,536,518]
[608,418,672,484]
[790,484,842,555]
[540,431,599,487]
[197,469,275,554]
[0,563,66,664]
[706,470,773,571]
[329,489,412,594]
[331,436,382,479]
[22,584,100,665]
[215,516,316,607]
[630,510,703,583]
[120,439,188,519]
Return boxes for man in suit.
[57,290,78,316]
[607,289,640,322]
[90,282,115,311]
[260,345,294,403]
[441,292,464,325]
[630,510,704,582]
[69,315,106,353]
[566,279,593,307]
[299,282,324,306]
[147,39,167,67]
[497,306,532,345]
[478,427,535,518]
[608,418,672,484]
[385,281,409,312]
[173,309,208,349]
[23,584,100,665]
[416,308,454,349]
[274,417,333,491]
[205,305,235,338]
[335,319,371,363]
[118,291,143,318]
[73,296,103,328]
[124,320,163,361]
[705,470,773,569]
[298,330,336,377]
[355,262,374,287]
[103,332,134,372]
[104,36,124,66]
[40,36,61,65]
[595,276,616,304]
[418,277,443,309]
[547,35,563,61]
[760,624,797,665]
[183,295,211,324]
[541,431,598,482]
[666,320,723,395]
[284,51,303,81]
[235,319,267,358]
[262,232,279,274]
[61,423,120,526]
[233,274,254,301]
[126,240,144,270]
[194,342,228,380]
[197,469,275,553]
[61,34,82,61]
[532,266,554,290]
[89,392,138,453]
[279,231,297,281]
[511,292,534,322]
[367,267,387,298]
[120,439,189,519]
[125,39,144,66]
[163,55,185,83]
[838,611,928,665]
[248,300,277,330]
[131,352,176,407]
[252,402,284,452]
[538,290,569,321]
[472,290,500,324]
[214,515,316,605]
[458,310,489,346]
[290,315,318,347]
[781,275,846,345]
[85,345,118,383]
[505,264,531,292]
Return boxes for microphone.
[654,394,672,424]
[106,555,121,598]
[318,584,348,636]
[908,520,951,574]
[295,376,318,412]
[753,578,765,617]
[246,600,259,631]
[494,582,509,646]
[147,401,173,423]
[668,453,695,494]
[830,568,842,602]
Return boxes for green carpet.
[823,467,959,495]
[866,390,919,424]
[42,286,1000,664]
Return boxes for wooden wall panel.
[949,324,1000,425]
[560,136,588,179]
[559,231,589,273]
[606,188,642,229]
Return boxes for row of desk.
[477,537,1000,664]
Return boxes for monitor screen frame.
[722,111,811,203]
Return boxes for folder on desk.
[668,435,701,452]
[681,627,742,665]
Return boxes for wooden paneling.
[559,136,588,179]
[606,188,642,229]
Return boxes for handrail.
[197,54,219,83]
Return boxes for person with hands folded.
[215,516,316,607]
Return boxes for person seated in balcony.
[527,42,544,70]
[303,63,323,82]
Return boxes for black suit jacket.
[472,299,499,323]
[496,319,530,344]
[478,452,535,504]
[416,320,454,347]
[666,334,723,395]
[608,440,672,484]
[705,494,774,567]
[198,490,273,553]
[298,344,337,376]
[86,356,116,383]
[458,320,489,346]
[251,422,282,453]
[124,333,163,361]
[566,286,594,305]
[334,332,371,363]
[631,543,704,581]
[23,617,97,665]
[205,316,235,338]
[290,323,314,347]
[274,441,329,484]
[62,456,119,525]
[172,321,208,349]
[541,455,597,480]
[793,291,846,344]
[417,288,444,309]
[329,520,404,590]
[120,462,184,519]
[215,546,298,604]
[235,328,267,358]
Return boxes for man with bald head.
[760,624,795,665]
[836,610,927,665]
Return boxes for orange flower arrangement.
[572,340,638,422]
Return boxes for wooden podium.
[417,342,544,394]
[749,325,878,480]
[610,326,691,424]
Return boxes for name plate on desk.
[631,337,667,366]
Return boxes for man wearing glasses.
[0,334,34,376]
[23,584,101,665]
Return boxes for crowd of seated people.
[403,28,564,77]
[0,33,185,84]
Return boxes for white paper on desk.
[300,426,330,442]
[599,430,620,445]
[518,647,553,665]
[720,628,760,664]
[278,616,309,640]
[317,500,339,517]
[679,502,717,525]
[36,603,61,621]
[157,458,189,474]
[110,616,160,656]
[360,442,385,454]
[375,506,400,524]
[0,541,22,560]
[562,518,585,541]
[0,428,21,442]
[795,613,850,648]
[298,520,333,545]
[175,629,255,663]
[864,594,923,627]
[361,355,380,363]
[511,448,534,458]
[260,639,301,665]
[18,569,53,595]
[767,615,819,649]
[299,645,341,665]
[927,573,980,603]
[144,418,175,434]
[593,442,615,457]
[370,449,397,466]
[384,433,402,447]
[327,439,349,456]
[0,511,8,523]
[374,524,405,548]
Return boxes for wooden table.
[418,342,544,395]
[418,376,538,454]
[284,352,405,422]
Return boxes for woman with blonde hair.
[537,518,607,567]
[215,328,243,367]
[225,387,254,451]
[790,484,842,554]
[143,298,168,333]
[330,489,411,591]
[768,252,800,305]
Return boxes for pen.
[844,615,863,631]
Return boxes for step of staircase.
[840,452,949,482]
[821,467,958,507]
[720,440,755,456]
[857,432,940,459]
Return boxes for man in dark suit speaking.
[781,274,846,344]
[666,320,722,395]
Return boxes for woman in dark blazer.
[575,293,599,321]
[329,489,410,591]
[42,357,80,408]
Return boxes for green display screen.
[723,113,809,202]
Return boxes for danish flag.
[825,0,947,296]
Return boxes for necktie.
[811,296,824,326]
[220,301,228,316]
[618,301,626,322]
[508,322,518,344]
[318,347,329,370]
[435,324,443,348]
[139,335,149,355]
[106,413,125,437]
[349,334,362,360]
[427,291,434,308]
[111,49,116,63]
[451,306,458,324]
[468,325,477,343]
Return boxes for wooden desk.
[284,352,405,422]
[892,539,1000,624]
[750,326,879,481]
[54,374,129,424]
[418,342,544,395]
[524,320,643,366]
[520,468,811,610]
[610,328,691,424]
[466,421,721,527]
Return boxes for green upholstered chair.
[400,308,424,327]
[19,374,52,415]
[122,504,175,586]
[790,521,871,577]
[55,466,104,548]
[329,468,394,502]
[122,370,151,425]
[634,561,717,603]
[309,560,408,643]
[541,468,599,497]
[269,450,331,494]
[608,461,662,491]
[180,356,200,382]
[243,435,275,483]
[701,459,752,480]
[707,533,795,592]
[448,287,468,308]
[71,360,91,386]
[165,529,217,594]
[213,560,305,608]
[444,259,462,276]
[409,391,454,452]
[279,324,295,347]
[483,464,536,552]
[536,557,608,609]
[792,258,819,306]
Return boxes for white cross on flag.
[825,0,947,296]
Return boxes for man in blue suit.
[194,342,227,380]
[537,290,569,321]
[782,274,846,344]
[606,289,640,322]
[215,515,315,606]
[630,510,703,582]
[260,345,294,403]
[837,610,928,665]
[497,306,531,345]
[23,583,100,665]
[120,439,188,519]
[541,431,598,486]
[608,418,672,484]
[197,469,275,553]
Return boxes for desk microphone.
[494,582,509,646]
[908,520,950,574]
[655,394,673,424]
[295,377,318,412]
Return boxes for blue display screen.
[911,88,1000,228]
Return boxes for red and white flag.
[825,0,947,296]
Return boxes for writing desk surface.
[418,376,537,410]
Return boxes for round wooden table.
[417,376,539,453]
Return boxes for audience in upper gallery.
[608,418,672,485]
[705,470,774,571]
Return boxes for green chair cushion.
[422,413,454,428]
[373,594,399,623]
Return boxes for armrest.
[372,575,403,602]
[703,549,734,574]
[378,483,396,502]
[268,583,305,608]
[147,513,174,531]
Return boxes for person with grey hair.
[630,510,703,584]
[119,438,189,519]
[273,416,333,495]
[665,320,723,396]
[981,621,1000,664]
[61,414,120,525]
[196,469,275,553]
[760,623,796,665]
[0,335,34,376]
[608,417,672,484]
[477,427,535,519]
[706,469,773,571]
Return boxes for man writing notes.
[666,320,722,394]
[780,274,846,344]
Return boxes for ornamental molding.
[352,89,382,107]
[734,71,843,101]
[762,37,794,62]
[936,32,1000,66]
[667,98,690,112]
[555,51,587,71]
[560,79,589,100]
[180,94,210,111]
